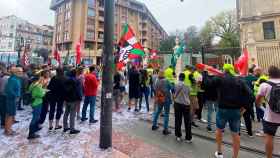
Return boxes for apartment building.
[50,0,168,65]
[237,0,280,70]
[0,15,54,53]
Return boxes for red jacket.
[83,73,99,96]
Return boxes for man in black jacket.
[204,64,253,158]
[63,69,81,134]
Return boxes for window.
[8,42,12,48]
[65,11,71,20]
[88,0,95,7]
[86,31,95,40]
[66,2,72,10]
[64,32,69,40]
[263,21,276,40]
[88,8,95,17]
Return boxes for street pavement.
[119,120,264,158]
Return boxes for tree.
[159,35,176,54]
[184,25,201,51]
[208,10,239,48]
[199,21,214,47]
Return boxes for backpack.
[266,81,280,113]
[155,89,165,105]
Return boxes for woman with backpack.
[174,73,192,143]
[152,70,173,135]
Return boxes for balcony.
[98,6,104,11]
[98,16,104,22]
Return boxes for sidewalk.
[0,107,180,158]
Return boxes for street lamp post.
[17,37,24,66]
[99,0,114,149]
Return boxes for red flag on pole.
[21,48,29,66]
[235,48,249,76]
[53,49,61,65]
[76,36,83,65]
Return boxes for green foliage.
[185,26,201,50]
[208,10,240,48]
[199,21,214,47]
[159,35,176,54]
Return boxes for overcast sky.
[0,0,236,33]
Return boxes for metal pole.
[99,0,114,149]
[201,46,205,64]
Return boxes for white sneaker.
[200,119,207,123]
[256,131,264,137]
[176,137,182,142]
[185,139,192,143]
[215,151,223,158]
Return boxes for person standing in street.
[28,72,47,139]
[201,71,218,132]
[0,67,10,128]
[152,70,173,135]
[204,64,252,158]
[256,66,280,158]
[4,67,22,136]
[38,69,51,127]
[174,73,192,142]
[81,65,99,124]
[75,67,84,120]
[139,69,150,112]
[113,70,122,112]
[47,68,66,130]
[63,69,81,134]
[128,66,141,112]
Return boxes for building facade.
[0,15,54,64]
[237,0,280,70]
[50,0,168,65]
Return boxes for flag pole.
[99,0,114,149]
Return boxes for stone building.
[237,0,280,70]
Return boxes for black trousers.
[243,110,253,136]
[38,96,49,124]
[0,94,6,126]
[196,92,204,120]
[49,99,64,121]
[174,102,192,140]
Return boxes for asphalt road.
[118,120,264,158]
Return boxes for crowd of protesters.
[0,64,100,139]
[0,62,279,158]
[121,63,279,158]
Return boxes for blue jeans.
[205,101,218,129]
[256,104,264,121]
[139,87,150,111]
[152,103,171,130]
[82,96,96,122]
[29,105,42,135]
[216,108,241,133]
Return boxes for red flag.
[196,63,224,77]
[235,48,249,76]
[21,48,29,66]
[53,50,61,65]
[76,36,83,65]
[150,49,159,59]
